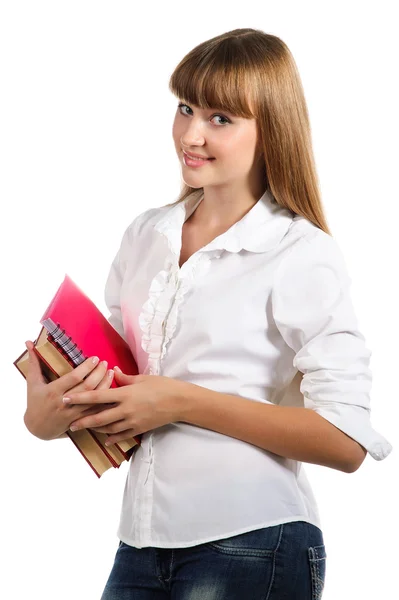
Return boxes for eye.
[177,102,231,126]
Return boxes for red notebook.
[41,274,138,381]
[40,274,141,457]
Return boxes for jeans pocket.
[308,544,327,600]
[207,525,282,558]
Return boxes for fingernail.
[63,397,71,403]
[108,369,114,378]
[92,356,99,365]
[114,366,122,372]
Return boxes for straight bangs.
[169,39,261,120]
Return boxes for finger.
[67,361,112,395]
[80,403,113,416]
[103,428,137,446]
[94,368,114,390]
[69,408,124,431]
[69,400,117,421]
[62,387,118,405]
[112,369,137,385]
[66,406,107,431]
[25,341,47,385]
[53,355,104,395]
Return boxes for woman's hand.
[62,368,188,446]
[24,340,116,441]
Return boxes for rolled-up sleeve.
[271,228,393,461]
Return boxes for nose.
[180,118,206,148]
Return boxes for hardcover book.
[14,274,141,477]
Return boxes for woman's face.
[172,100,263,190]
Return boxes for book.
[38,318,140,460]
[14,326,132,477]
[14,274,142,477]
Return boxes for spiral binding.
[41,318,86,366]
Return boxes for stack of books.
[13,274,141,477]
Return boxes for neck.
[189,181,266,230]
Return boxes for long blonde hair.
[166,28,331,236]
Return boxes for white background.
[1,1,397,598]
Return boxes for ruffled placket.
[137,186,289,377]
[139,248,225,375]
[137,195,224,376]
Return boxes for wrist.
[171,380,201,423]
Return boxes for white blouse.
[104,188,392,549]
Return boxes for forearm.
[176,383,366,473]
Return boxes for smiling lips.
[183,150,214,160]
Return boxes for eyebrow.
[180,102,236,118]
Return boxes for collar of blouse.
[155,188,298,255]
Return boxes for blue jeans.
[100,520,327,600]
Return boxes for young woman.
[25,28,392,599]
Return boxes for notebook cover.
[40,274,139,379]
[39,274,142,457]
